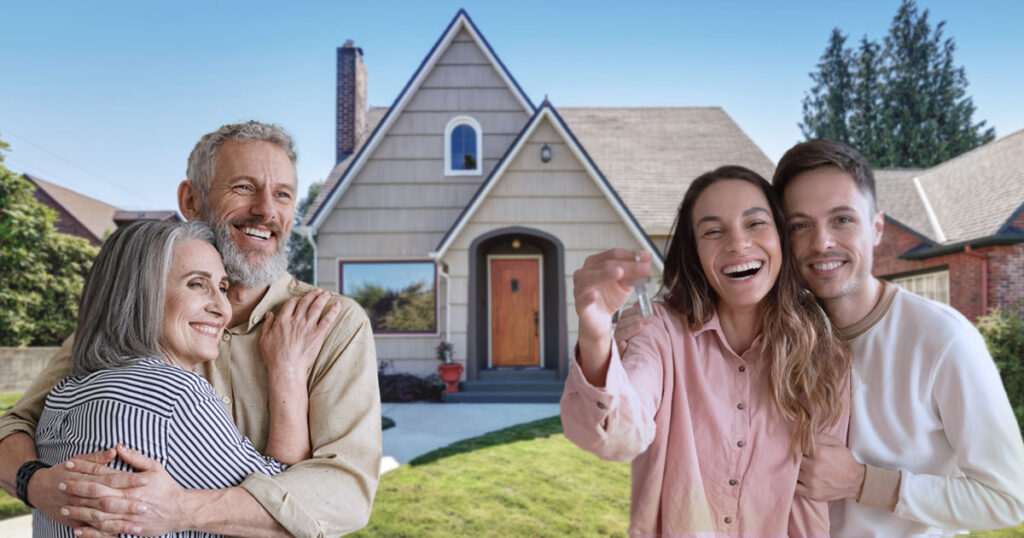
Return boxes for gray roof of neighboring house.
[304,106,389,226]
[558,107,775,235]
[24,173,120,242]
[306,105,775,235]
[915,129,1024,244]
[873,168,932,240]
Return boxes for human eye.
[702,228,722,239]
[232,183,255,194]
[188,278,207,290]
[748,219,769,229]
[219,282,229,294]
[788,221,809,233]
[834,215,856,226]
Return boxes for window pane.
[450,124,477,171]
[341,262,436,332]
[891,270,949,304]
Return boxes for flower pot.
[437,362,464,393]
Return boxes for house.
[873,130,1024,321]
[24,173,181,245]
[303,10,775,401]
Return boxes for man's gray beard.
[205,215,289,289]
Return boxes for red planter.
[437,363,464,393]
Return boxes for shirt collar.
[233,273,295,334]
[693,309,765,357]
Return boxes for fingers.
[794,482,810,498]
[62,506,142,535]
[69,494,149,516]
[114,445,162,472]
[75,447,118,466]
[278,296,299,319]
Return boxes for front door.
[490,258,540,367]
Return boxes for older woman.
[562,166,850,535]
[31,220,337,538]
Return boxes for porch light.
[540,144,551,163]
[512,239,521,249]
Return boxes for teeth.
[241,227,271,240]
[813,261,843,271]
[191,324,218,335]
[723,261,763,275]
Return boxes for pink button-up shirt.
[561,302,848,537]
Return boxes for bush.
[378,372,444,402]
[976,306,1024,436]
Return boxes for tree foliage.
[801,0,994,167]
[976,306,1024,437]
[350,280,435,332]
[0,134,98,346]
[286,181,321,284]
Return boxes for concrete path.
[0,402,561,536]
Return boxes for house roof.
[432,102,665,271]
[557,107,775,236]
[873,168,935,242]
[915,129,1024,244]
[24,173,120,242]
[305,9,535,229]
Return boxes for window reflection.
[341,261,436,332]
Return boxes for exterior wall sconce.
[540,144,551,163]
[512,238,521,249]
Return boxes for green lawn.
[353,416,631,537]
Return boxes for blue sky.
[2,1,1021,212]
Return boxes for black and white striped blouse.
[33,357,286,538]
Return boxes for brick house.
[873,129,1024,321]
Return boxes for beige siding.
[315,27,530,370]
[438,115,662,369]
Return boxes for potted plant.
[436,340,462,393]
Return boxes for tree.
[286,181,321,284]
[800,0,994,168]
[0,133,98,346]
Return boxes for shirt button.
[724,516,733,524]
[737,403,745,410]
[596,401,607,410]
[738,365,746,372]
[737,440,745,448]
[728,478,738,486]
[222,333,231,342]
[222,396,231,405]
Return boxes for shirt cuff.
[566,342,627,410]
[240,472,325,538]
[857,464,901,512]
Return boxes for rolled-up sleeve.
[0,338,73,441]
[240,300,381,537]
[560,316,667,463]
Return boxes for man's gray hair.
[70,220,216,377]
[185,120,297,204]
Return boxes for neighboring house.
[873,129,1024,321]
[304,10,773,401]
[24,173,181,245]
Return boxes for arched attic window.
[445,116,482,176]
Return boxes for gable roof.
[305,9,535,229]
[874,168,936,242]
[24,173,120,243]
[557,107,775,236]
[431,102,665,272]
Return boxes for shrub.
[976,306,1024,436]
[378,372,444,402]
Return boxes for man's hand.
[614,304,654,356]
[62,444,190,538]
[796,433,866,501]
[260,289,341,377]
[27,447,147,529]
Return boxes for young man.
[774,139,1024,536]
[0,121,381,537]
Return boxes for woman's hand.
[572,248,651,385]
[614,304,655,356]
[259,289,341,379]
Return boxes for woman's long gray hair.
[70,220,215,377]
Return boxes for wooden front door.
[490,258,541,367]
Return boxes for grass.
[382,416,395,431]
[353,416,631,537]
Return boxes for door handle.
[534,311,539,337]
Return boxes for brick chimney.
[336,40,367,163]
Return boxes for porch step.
[477,368,559,381]
[459,379,564,393]
[443,390,563,403]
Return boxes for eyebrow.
[696,206,769,226]
[786,205,858,220]
[185,271,213,279]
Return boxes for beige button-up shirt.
[0,274,382,537]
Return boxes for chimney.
[336,40,367,163]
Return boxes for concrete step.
[444,390,564,403]
[460,379,565,393]
[477,368,558,381]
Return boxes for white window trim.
[444,115,483,176]
[890,268,950,305]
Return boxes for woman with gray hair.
[29,220,337,538]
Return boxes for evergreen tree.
[800,0,994,168]
[286,181,321,284]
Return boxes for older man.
[0,121,381,537]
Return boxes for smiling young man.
[0,121,381,538]
[774,139,1024,536]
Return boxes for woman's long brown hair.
[661,165,850,459]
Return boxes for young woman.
[32,220,338,538]
[561,166,850,535]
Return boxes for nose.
[249,188,276,222]
[811,225,836,252]
[726,229,752,252]
[206,291,230,321]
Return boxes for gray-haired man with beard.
[0,121,381,537]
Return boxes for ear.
[872,210,885,247]
[178,180,202,220]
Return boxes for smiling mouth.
[239,226,273,241]
[811,261,845,272]
[723,261,763,280]
[190,323,221,337]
